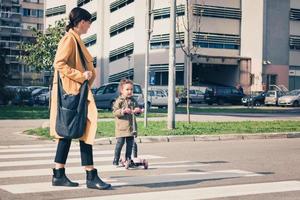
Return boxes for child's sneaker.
[125,159,136,169]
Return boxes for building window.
[193,32,240,49]
[110,17,134,37]
[37,23,43,30]
[153,4,185,20]
[109,43,134,62]
[193,4,241,19]
[83,34,97,47]
[23,8,30,16]
[266,74,277,88]
[289,66,300,90]
[77,0,93,7]
[109,68,134,82]
[150,32,184,49]
[23,0,42,3]
[290,35,300,50]
[149,63,184,85]
[110,0,134,13]
[22,8,43,18]
[45,5,66,17]
[290,8,300,21]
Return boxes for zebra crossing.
[0,143,300,200]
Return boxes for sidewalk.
[0,119,52,146]
[1,116,300,147]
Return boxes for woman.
[49,7,111,190]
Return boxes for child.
[112,79,143,167]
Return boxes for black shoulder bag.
[55,40,89,139]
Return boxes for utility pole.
[144,0,152,127]
[168,0,176,129]
[127,55,131,79]
[185,0,191,123]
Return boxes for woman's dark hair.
[66,7,92,32]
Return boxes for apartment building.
[44,0,300,92]
[0,0,44,85]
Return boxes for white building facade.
[45,0,300,93]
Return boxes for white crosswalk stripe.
[0,162,209,178]
[0,144,298,199]
[0,155,163,167]
[0,150,114,159]
[0,170,261,194]
[63,181,300,200]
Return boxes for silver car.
[148,89,179,108]
[93,82,145,110]
[278,90,300,107]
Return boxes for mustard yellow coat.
[49,29,98,145]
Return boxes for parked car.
[31,87,48,97]
[179,87,205,104]
[278,89,300,107]
[35,91,50,106]
[148,89,179,108]
[241,91,266,106]
[264,90,285,106]
[204,86,244,105]
[5,86,34,106]
[93,82,147,110]
[32,87,49,105]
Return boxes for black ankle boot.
[52,168,79,187]
[86,169,111,190]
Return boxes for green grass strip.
[26,120,300,139]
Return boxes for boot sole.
[52,183,79,187]
[87,184,112,190]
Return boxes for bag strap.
[75,39,87,71]
[57,39,88,107]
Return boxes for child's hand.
[133,107,142,114]
[123,108,132,114]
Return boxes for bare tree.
[176,0,204,123]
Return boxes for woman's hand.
[83,71,92,80]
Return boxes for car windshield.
[266,91,276,97]
[133,85,142,94]
[286,90,300,96]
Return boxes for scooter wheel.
[143,160,148,169]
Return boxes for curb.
[94,132,300,145]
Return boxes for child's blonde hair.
[118,79,133,94]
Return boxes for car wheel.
[217,99,224,105]
[147,102,151,109]
[254,101,261,106]
[293,101,299,107]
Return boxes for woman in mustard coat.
[49,7,111,190]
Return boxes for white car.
[148,89,179,108]
[278,90,300,107]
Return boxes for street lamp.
[127,55,131,79]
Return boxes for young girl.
[112,79,143,167]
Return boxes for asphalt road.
[1,111,300,200]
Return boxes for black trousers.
[54,139,93,166]
[114,136,134,162]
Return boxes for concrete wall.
[240,0,264,91]
[263,0,290,65]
